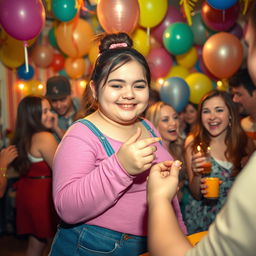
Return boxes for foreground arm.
[147,160,192,256]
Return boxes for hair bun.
[99,32,133,53]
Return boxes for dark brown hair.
[191,90,252,175]
[11,95,50,175]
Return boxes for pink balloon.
[152,5,185,43]
[201,1,240,31]
[0,0,45,41]
[97,0,139,34]
[147,47,173,80]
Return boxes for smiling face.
[41,99,54,129]
[50,95,73,117]
[201,96,230,138]
[157,105,180,144]
[94,60,149,125]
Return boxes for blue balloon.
[159,77,190,112]
[17,64,34,80]
[207,0,238,10]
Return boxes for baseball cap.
[46,76,71,100]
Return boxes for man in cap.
[46,75,80,141]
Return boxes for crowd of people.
[0,2,256,255]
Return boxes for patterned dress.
[183,157,234,235]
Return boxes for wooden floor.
[0,235,28,256]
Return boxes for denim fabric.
[49,224,147,256]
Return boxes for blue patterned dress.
[183,157,234,235]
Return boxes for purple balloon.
[0,0,45,41]
[228,23,243,39]
[151,5,185,43]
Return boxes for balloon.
[150,36,162,49]
[17,64,34,80]
[199,58,219,81]
[228,22,243,39]
[163,22,193,55]
[0,0,45,40]
[131,29,150,56]
[26,80,44,96]
[202,1,240,31]
[151,5,185,42]
[185,73,213,104]
[97,0,139,34]
[138,0,168,28]
[207,0,238,10]
[147,47,173,79]
[202,32,243,79]
[0,31,36,68]
[50,54,65,72]
[88,43,100,66]
[190,13,215,46]
[58,69,69,77]
[31,45,54,68]
[159,77,190,112]
[56,18,94,57]
[176,47,198,69]
[52,0,78,22]
[48,27,59,49]
[165,65,190,80]
[65,57,86,79]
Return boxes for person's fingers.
[140,145,157,157]
[136,137,161,150]
[170,160,182,178]
[125,127,142,145]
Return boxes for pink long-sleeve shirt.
[53,119,187,236]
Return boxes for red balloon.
[97,0,139,34]
[50,53,65,72]
[201,1,240,31]
[147,47,173,80]
[202,32,243,79]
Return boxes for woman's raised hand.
[117,127,161,176]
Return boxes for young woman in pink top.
[50,33,186,256]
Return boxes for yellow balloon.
[165,65,190,80]
[131,28,150,56]
[138,0,168,28]
[176,47,198,69]
[185,73,213,104]
[25,80,44,96]
[0,30,37,69]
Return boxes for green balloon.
[191,13,215,46]
[48,27,58,49]
[163,22,193,55]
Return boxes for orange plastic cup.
[204,177,219,199]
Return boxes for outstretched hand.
[147,160,182,204]
[117,127,161,176]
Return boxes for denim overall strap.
[76,119,115,157]
[140,119,163,145]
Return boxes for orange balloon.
[56,18,94,58]
[65,57,86,79]
[88,43,99,66]
[202,32,243,79]
[97,0,139,34]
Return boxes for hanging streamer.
[179,0,199,26]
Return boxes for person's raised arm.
[147,160,192,256]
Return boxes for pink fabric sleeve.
[52,124,134,224]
